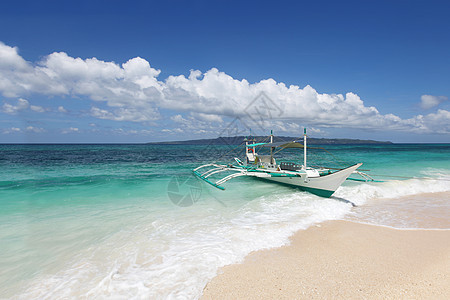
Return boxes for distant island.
[148,136,392,145]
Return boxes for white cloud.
[170,114,188,123]
[61,127,79,134]
[57,106,67,113]
[1,41,450,135]
[2,127,21,134]
[1,98,48,114]
[190,112,223,123]
[39,52,163,110]
[0,42,67,97]
[420,95,448,110]
[139,129,153,135]
[2,98,29,114]
[90,106,159,122]
[108,128,153,135]
[90,107,115,120]
[26,126,45,133]
[30,105,45,112]
[167,113,226,135]
[421,109,450,134]
[161,128,185,134]
[0,43,28,70]
[0,42,162,121]
[307,127,324,134]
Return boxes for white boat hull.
[259,163,362,197]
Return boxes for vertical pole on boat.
[244,137,248,164]
[270,130,273,165]
[303,128,307,169]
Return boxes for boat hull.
[259,163,362,198]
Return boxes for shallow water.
[0,143,449,299]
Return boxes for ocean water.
[0,143,449,299]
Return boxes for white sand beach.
[202,220,450,299]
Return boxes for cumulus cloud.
[25,126,45,133]
[2,127,21,134]
[61,127,79,134]
[108,128,153,135]
[2,98,29,114]
[1,41,450,134]
[0,42,162,121]
[2,126,46,134]
[30,105,45,112]
[420,95,448,110]
[2,98,48,114]
[0,42,67,97]
[190,112,223,123]
[421,109,450,134]
[161,128,184,134]
[90,106,159,122]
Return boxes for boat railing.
[279,161,302,171]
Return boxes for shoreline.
[201,220,450,299]
[342,191,450,230]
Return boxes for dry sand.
[202,221,450,299]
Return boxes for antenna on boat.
[303,128,307,169]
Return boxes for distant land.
[148,136,392,145]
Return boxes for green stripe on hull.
[298,186,335,198]
[346,177,384,183]
[258,177,335,198]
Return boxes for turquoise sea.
[0,143,449,299]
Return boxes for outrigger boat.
[193,129,375,198]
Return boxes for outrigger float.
[193,129,376,198]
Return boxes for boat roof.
[246,142,268,147]
[248,141,304,148]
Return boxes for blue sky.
[0,0,449,143]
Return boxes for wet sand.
[201,221,450,299]
[344,191,450,229]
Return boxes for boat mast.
[245,137,248,153]
[303,128,307,169]
[270,130,274,165]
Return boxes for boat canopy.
[246,142,268,147]
[247,141,304,148]
[260,141,304,148]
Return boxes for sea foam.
[15,173,450,299]
[16,190,352,300]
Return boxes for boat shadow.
[330,196,357,207]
